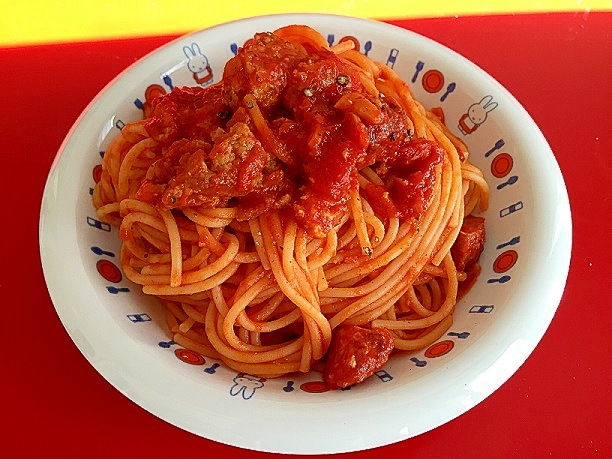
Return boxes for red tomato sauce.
[136,32,444,236]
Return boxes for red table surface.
[2,12,610,457]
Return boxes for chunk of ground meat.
[451,215,486,272]
[323,325,395,389]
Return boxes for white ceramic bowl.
[39,14,572,455]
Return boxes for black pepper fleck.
[336,75,350,86]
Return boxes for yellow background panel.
[1,0,610,46]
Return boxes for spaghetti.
[93,25,489,388]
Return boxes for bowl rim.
[39,12,572,455]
